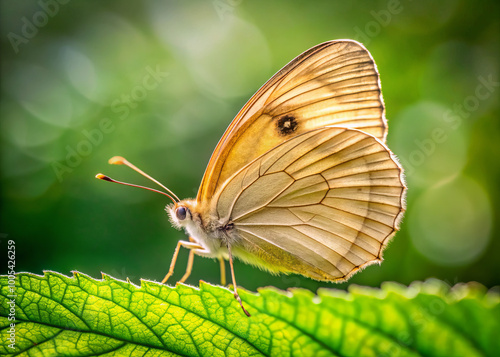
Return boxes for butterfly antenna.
[107,156,180,202]
[95,174,178,204]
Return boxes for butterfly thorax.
[166,199,233,258]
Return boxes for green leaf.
[0,272,498,357]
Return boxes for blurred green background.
[1,0,499,293]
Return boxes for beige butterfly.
[97,40,406,316]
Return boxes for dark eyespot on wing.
[277,115,298,136]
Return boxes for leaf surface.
[0,272,498,356]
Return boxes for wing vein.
[265,70,379,110]
[231,173,296,221]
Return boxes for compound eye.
[176,206,187,220]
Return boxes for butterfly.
[97,40,407,316]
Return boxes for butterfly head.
[166,200,198,230]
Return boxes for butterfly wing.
[198,40,387,205]
[213,127,406,282]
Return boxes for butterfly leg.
[227,245,251,317]
[178,247,196,283]
[218,256,226,286]
[161,239,203,284]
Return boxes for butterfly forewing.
[213,127,405,282]
[198,40,387,205]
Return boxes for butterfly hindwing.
[198,40,387,206]
[213,127,405,282]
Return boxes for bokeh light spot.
[148,1,271,99]
[7,63,75,128]
[409,175,492,266]
[392,101,468,187]
[60,44,97,101]
[420,41,498,111]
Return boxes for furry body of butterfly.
[99,39,406,316]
